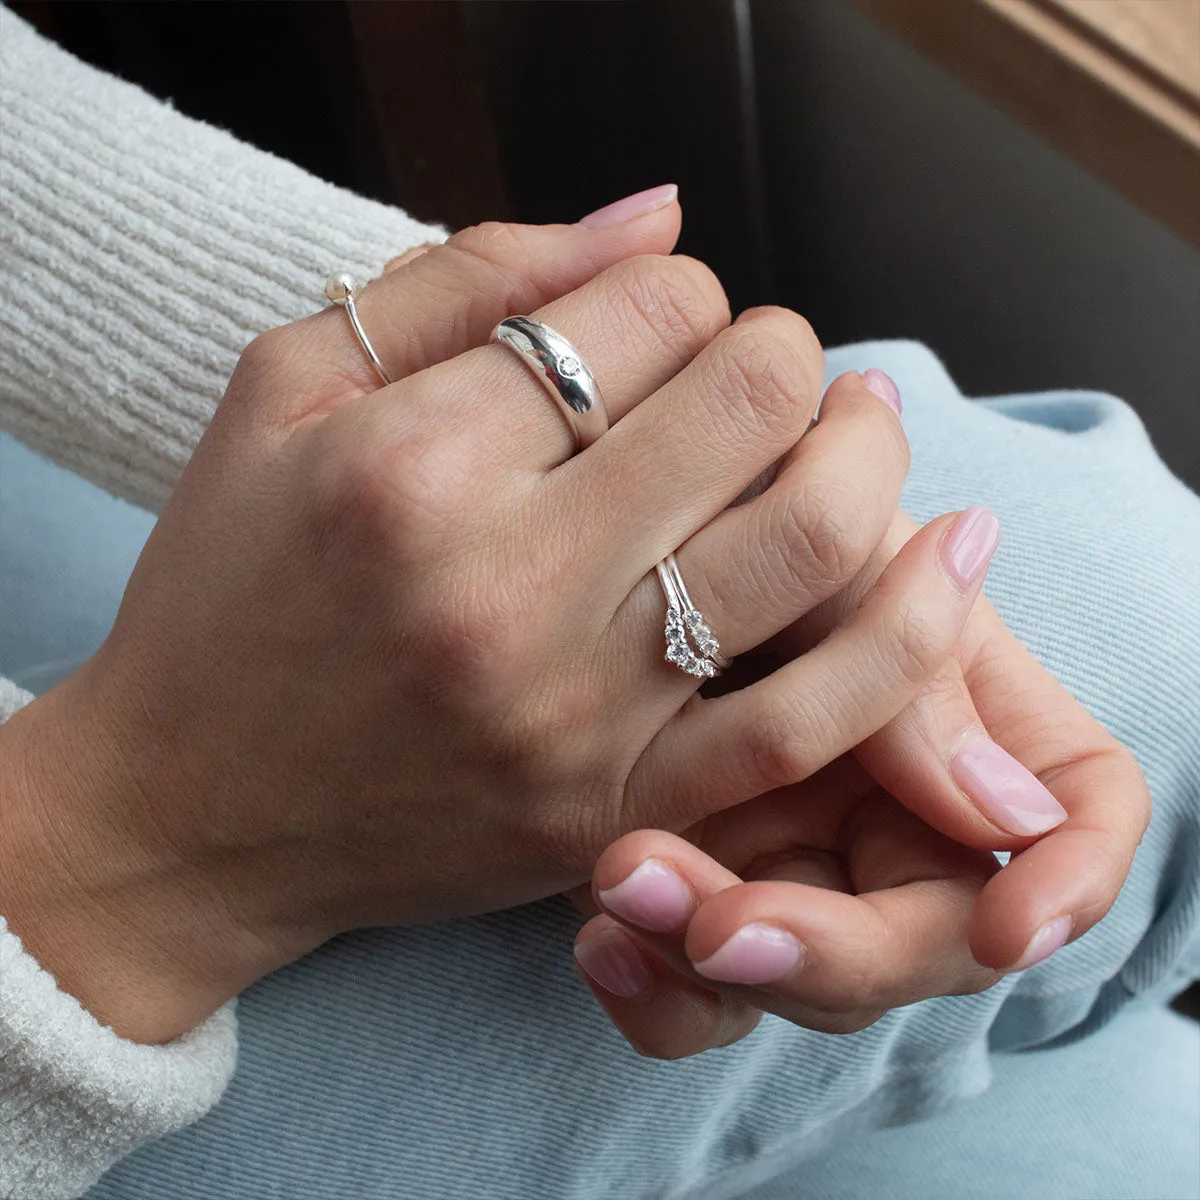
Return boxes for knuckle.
[875,599,948,688]
[504,683,600,778]
[774,481,874,595]
[308,428,471,565]
[710,315,821,439]
[421,590,528,692]
[628,1023,723,1061]
[828,958,884,1013]
[240,325,293,369]
[232,326,300,395]
[445,220,533,275]
[607,253,728,358]
[744,699,817,788]
[820,1009,887,1035]
[309,440,403,557]
[415,223,538,320]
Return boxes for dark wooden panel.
[462,0,773,310]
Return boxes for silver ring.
[491,316,609,450]
[656,553,731,678]
[325,272,392,386]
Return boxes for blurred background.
[13,0,1199,489]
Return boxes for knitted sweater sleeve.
[0,8,444,1195]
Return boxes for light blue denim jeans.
[3,341,1198,1199]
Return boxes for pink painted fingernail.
[579,184,679,229]
[597,859,693,932]
[950,734,1068,836]
[692,923,805,984]
[1011,916,1072,971]
[574,928,653,998]
[863,368,902,417]
[942,506,1000,589]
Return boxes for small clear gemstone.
[557,355,582,378]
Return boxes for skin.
[0,201,1146,1061]
[578,581,1149,1056]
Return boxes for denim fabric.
[3,341,1197,1199]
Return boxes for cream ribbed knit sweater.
[0,8,442,1195]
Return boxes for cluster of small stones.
[664,607,723,678]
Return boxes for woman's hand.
[0,203,988,1044]
[574,518,1149,1057]
[803,513,1150,970]
[576,760,999,1056]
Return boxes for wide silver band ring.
[325,272,392,386]
[657,553,732,679]
[491,316,609,450]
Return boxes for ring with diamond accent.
[656,552,732,679]
[491,316,609,450]
[324,272,392,386]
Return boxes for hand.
[576,760,999,1056]
[574,513,1149,1057]
[0,203,989,1043]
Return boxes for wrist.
[0,665,252,1043]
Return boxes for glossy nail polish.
[597,859,693,932]
[1011,916,1072,971]
[579,184,679,229]
[950,733,1068,836]
[574,928,652,998]
[863,368,902,417]
[942,506,1000,589]
[692,923,804,984]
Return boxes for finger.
[783,510,1071,850]
[572,915,761,1059]
[263,196,686,416]
[591,820,997,1033]
[626,507,1000,831]
[958,617,1151,969]
[796,515,1150,971]
[379,250,731,471]
[557,307,824,575]
[682,873,999,1019]
[604,371,908,694]
[692,762,874,882]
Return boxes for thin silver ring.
[324,272,392,386]
[657,552,732,678]
[491,316,608,450]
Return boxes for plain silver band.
[325,274,392,386]
[491,316,609,450]
[343,291,392,385]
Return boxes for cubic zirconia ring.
[491,316,609,450]
[656,553,731,678]
[325,272,392,386]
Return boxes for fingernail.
[579,183,678,229]
[1011,915,1072,971]
[692,923,805,985]
[949,733,1069,836]
[863,368,902,417]
[574,928,653,998]
[942,506,1000,589]
[597,859,693,932]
